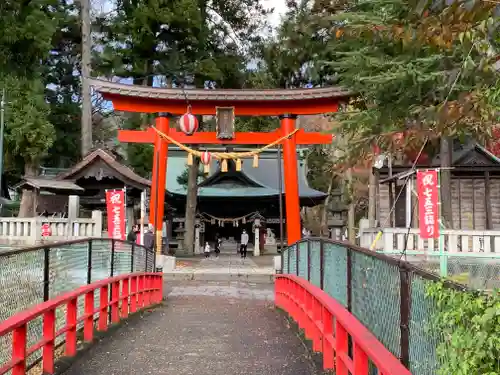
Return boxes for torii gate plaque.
[91,79,349,253]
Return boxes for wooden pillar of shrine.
[150,113,170,254]
[280,114,301,245]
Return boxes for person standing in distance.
[240,229,249,259]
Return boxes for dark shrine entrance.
[91,79,349,255]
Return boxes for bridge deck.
[61,280,316,375]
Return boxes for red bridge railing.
[0,272,163,375]
[275,275,412,375]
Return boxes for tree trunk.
[320,171,336,236]
[440,137,453,228]
[183,157,200,255]
[80,0,92,157]
[347,168,356,243]
[18,162,38,218]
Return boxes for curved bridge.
[0,238,450,375]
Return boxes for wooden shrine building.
[15,149,151,228]
[375,140,500,230]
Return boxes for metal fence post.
[130,242,135,273]
[287,245,291,274]
[307,240,311,282]
[43,247,50,301]
[280,246,284,274]
[296,242,300,276]
[110,239,115,277]
[320,239,324,290]
[346,246,352,312]
[145,248,148,271]
[399,264,411,368]
[87,240,93,284]
[153,248,157,271]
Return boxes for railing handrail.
[278,274,411,374]
[0,237,149,258]
[0,272,163,375]
[0,272,158,336]
[286,237,467,290]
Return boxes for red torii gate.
[91,79,349,252]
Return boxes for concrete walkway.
[165,254,275,283]
[62,281,317,375]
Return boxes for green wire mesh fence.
[281,237,465,375]
[0,238,155,369]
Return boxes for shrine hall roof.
[89,78,350,101]
[56,148,151,189]
[166,148,327,202]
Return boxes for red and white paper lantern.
[201,151,212,174]
[178,112,199,135]
[200,151,211,165]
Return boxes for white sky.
[96,0,287,29]
[264,0,288,28]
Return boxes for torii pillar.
[149,113,170,250]
[280,114,301,244]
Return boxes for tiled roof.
[56,149,151,188]
[166,148,327,201]
[14,178,84,191]
[89,79,350,102]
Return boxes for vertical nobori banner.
[106,189,126,240]
[416,169,439,239]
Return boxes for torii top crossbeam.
[91,79,349,253]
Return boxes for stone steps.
[162,272,274,284]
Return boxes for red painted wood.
[118,128,333,145]
[42,310,56,373]
[275,274,412,375]
[354,343,369,375]
[130,276,137,313]
[138,276,144,308]
[281,116,302,245]
[111,282,120,323]
[336,321,349,375]
[312,298,322,352]
[98,285,108,332]
[149,116,169,229]
[84,291,94,342]
[0,273,162,375]
[321,308,334,370]
[65,298,78,356]
[121,278,129,318]
[12,324,27,375]
[104,94,340,116]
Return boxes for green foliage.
[235,116,279,132]
[0,0,74,176]
[258,0,333,88]
[94,0,269,88]
[128,143,154,178]
[425,282,500,375]
[319,0,499,164]
[0,1,58,77]
[306,147,333,192]
[1,76,55,166]
[176,164,205,187]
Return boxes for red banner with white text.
[106,189,126,240]
[417,170,439,239]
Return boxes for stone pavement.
[165,254,275,283]
[61,281,318,375]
